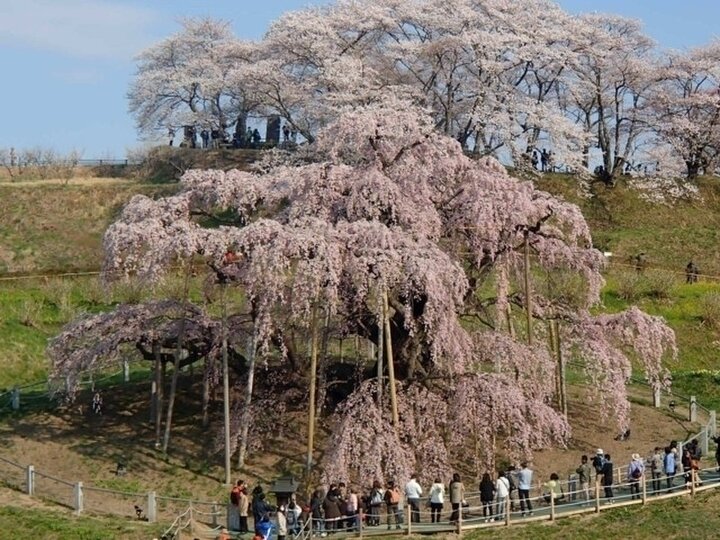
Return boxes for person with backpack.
[384,480,402,530]
[592,449,605,479]
[627,453,645,500]
[368,481,383,526]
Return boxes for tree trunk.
[237,332,256,469]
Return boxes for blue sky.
[0,1,718,158]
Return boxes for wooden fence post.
[123,360,130,382]
[358,509,363,539]
[653,387,661,408]
[550,491,555,521]
[147,491,157,523]
[26,465,34,496]
[407,503,411,536]
[457,502,463,536]
[689,469,695,496]
[505,495,511,526]
[710,410,717,437]
[641,473,647,505]
[74,482,84,514]
[594,481,600,514]
[11,387,19,411]
[690,396,697,422]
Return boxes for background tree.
[650,42,720,179]
[128,18,260,141]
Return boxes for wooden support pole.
[237,332,256,468]
[524,233,533,345]
[221,284,231,486]
[406,503,411,536]
[383,290,399,430]
[505,495,510,526]
[457,500,463,536]
[554,320,567,418]
[550,491,555,521]
[594,480,600,514]
[377,307,384,411]
[691,469,696,496]
[641,473,647,505]
[306,305,319,475]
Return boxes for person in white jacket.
[495,471,510,521]
[276,505,287,540]
[405,473,423,523]
[428,478,445,523]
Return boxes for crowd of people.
[168,123,297,150]
[222,437,713,538]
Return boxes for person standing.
[310,489,325,535]
[276,504,288,540]
[428,478,445,524]
[494,471,510,521]
[517,463,533,516]
[576,455,592,503]
[712,435,720,472]
[479,473,495,522]
[228,480,243,531]
[368,481,383,526]
[383,480,402,530]
[650,447,663,494]
[238,483,249,533]
[449,473,464,523]
[323,486,342,532]
[346,486,359,531]
[627,453,645,500]
[405,473,423,523]
[664,446,676,492]
[601,454,614,503]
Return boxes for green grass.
[0,505,164,539]
[470,490,720,539]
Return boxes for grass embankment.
[0,502,162,539]
[0,179,177,389]
[537,174,720,408]
[471,490,720,540]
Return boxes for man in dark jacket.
[601,454,614,503]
